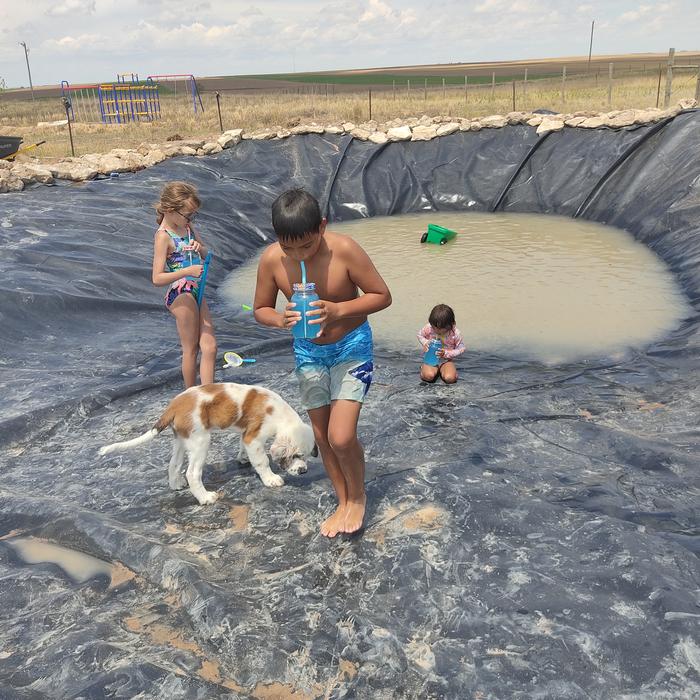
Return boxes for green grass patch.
[235,72,559,86]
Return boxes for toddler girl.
[418,304,465,384]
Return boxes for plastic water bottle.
[291,282,320,339]
[424,339,442,366]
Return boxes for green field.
[238,72,558,87]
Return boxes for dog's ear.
[270,435,294,463]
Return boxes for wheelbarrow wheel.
[439,238,447,245]
[420,232,428,243]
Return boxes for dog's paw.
[197,491,220,505]
[237,452,250,466]
[262,473,284,488]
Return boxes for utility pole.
[587,20,595,73]
[19,41,35,102]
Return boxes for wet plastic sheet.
[0,114,699,698]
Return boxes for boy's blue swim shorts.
[293,321,374,410]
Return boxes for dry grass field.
[1,52,698,160]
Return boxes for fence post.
[607,62,613,108]
[523,68,528,97]
[695,64,700,102]
[442,77,446,99]
[491,71,496,100]
[561,65,566,105]
[424,78,427,101]
[393,79,396,100]
[215,91,223,132]
[407,79,410,97]
[663,48,675,108]
[62,97,75,157]
[464,75,468,103]
[656,63,663,108]
[368,89,372,121]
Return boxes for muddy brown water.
[221,212,691,364]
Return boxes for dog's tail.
[98,402,178,456]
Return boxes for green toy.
[420,224,458,245]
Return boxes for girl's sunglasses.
[178,210,197,222]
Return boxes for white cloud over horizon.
[0,0,698,87]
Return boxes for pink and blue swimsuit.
[417,324,466,363]
[161,226,202,307]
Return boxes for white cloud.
[45,0,97,17]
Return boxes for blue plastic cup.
[424,339,442,366]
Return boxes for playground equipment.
[147,74,204,114]
[420,224,458,245]
[61,75,161,124]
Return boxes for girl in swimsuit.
[152,181,217,387]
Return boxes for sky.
[1,0,698,88]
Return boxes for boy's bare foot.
[320,504,347,537]
[343,495,367,534]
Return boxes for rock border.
[1,100,696,193]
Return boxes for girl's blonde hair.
[155,181,201,224]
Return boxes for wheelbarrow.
[420,223,458,245]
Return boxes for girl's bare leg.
[169,294,200,388]
[307,405,349,538]
[420,363,440,382]
[440,361,458,384]
[328,400,365,534]
[198,299,217,385]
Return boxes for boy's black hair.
[271,189,322,241]
[429,304,456,329]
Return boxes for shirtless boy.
[253,189,392,536]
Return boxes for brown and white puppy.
[99,383,317,505]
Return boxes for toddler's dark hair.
[429,304,456,329]
[271,189,322,241]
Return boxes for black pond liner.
[0,113,698,699]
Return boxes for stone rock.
[11,163,54,185]
[411,125,438,141]
[247,130,275,141]
[417,115,433,127]
[143,149,167,167]
[605,110,637,128]
[480,115,507,128]
[324,126,344,135]
[386,125,412,142]
[537,118,565,135]
[350,128,371,141]
[180,146,198,156]
[359,121,378,132]
[436,122,460,137]
[37,120,68,128]
[634,109,662,124]
[0,171,25,193]
[342,122,356,132]
[564,117,587,127]
[469,121,482,131]
[580,116,606,129]
[202,142,223,154]
[48,162,98,181]
[506,112,527,125]
[218,132,241,148]
[368,131,388,144]
[678,98,697,110]
[0,160,12,171]
[290,124,324,135]
[527,116,543,127]
[276,129,292,139]
[196,148,205,156]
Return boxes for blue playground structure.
[61,75,161,124]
